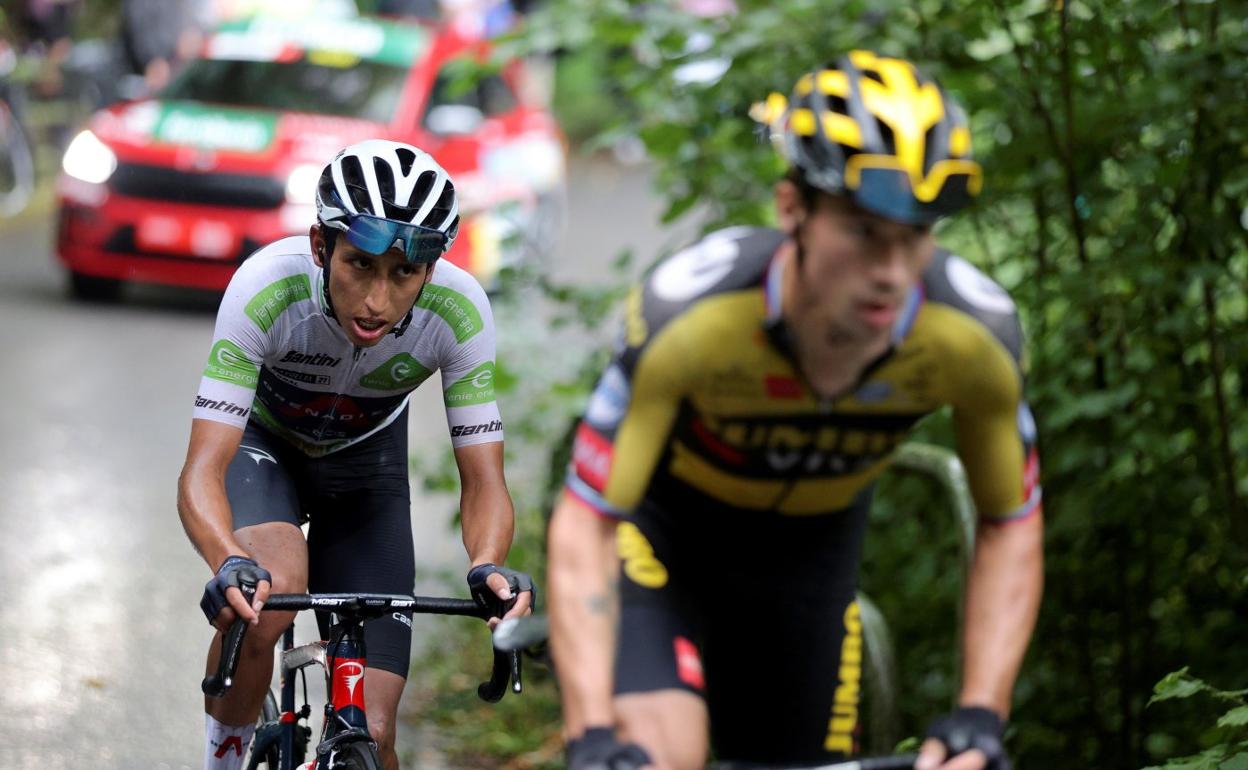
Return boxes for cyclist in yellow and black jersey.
[548,51,1043,770]
[566,227,1038,521]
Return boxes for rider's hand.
[915,706,1011,770]
[467,563,535,629]
[201,555,272,630]
[566,727,652,770]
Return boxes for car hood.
[88,98,386,174]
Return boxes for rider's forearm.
[459,474,515,567]
[958,512,1044,717]
[548,492,620,737]
[177,461,245,572]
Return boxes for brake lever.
[202,617,249,697]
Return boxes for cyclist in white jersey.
[178,139,533,770]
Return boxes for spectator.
[119,0,215,93]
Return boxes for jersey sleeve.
[431,282,504,448]
[565,286,692,518]
[934,253,1042,523]
[192,258,278,429]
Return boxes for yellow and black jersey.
[567,226,1041,521]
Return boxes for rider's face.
[776,183,935,350]
[311,226,433,347]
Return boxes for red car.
[55,13,565,299]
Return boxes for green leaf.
[1219,750,1248,770]
[1219,706,1248,728]
[1150,668,1210,705]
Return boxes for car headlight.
[62,130,117,185]
[285,163,321,205]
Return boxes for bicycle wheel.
[0,98,35,218]
[245,690,282,769]
[329,739,383,770]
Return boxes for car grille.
[110,162,285,209]
[103,225,265,263]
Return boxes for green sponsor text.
[444,361,496,406]
[204,339,259,388]
[417,285,484,342]
[245,274,312,332]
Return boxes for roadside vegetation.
[410,1,1246,767]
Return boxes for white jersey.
[193,236,502,456]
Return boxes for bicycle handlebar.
[201,592,521,702]
[717,756,917,770]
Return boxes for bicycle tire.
[329,739,383,770]
[245,690,282,769]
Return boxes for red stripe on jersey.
[674,636,705,691]
[691,418,746,466]
[1022,446,1040,501]
[765,375,803,399]
[572,423,614,492]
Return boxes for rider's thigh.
[616,689,708,770]
[232,521,308,647]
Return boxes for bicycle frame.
[250,612,385,768]
[206,592,520,770]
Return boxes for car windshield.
[163,57,409,124]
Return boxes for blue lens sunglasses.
[342,213,448,264]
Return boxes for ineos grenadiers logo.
[359,354,432,390]
[203,340,259,388]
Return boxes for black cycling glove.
[567,727,652,770]
[200,555,272,624]
[467,563,536,618]
[925,706,1012,770]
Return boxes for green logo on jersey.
[417,285,484,343]
[359,354,432,391]
[245,274,312,332]
[444,361,496,406]
[204,339,259,388]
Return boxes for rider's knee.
[641,741,704,770]
[368,715,396,754]
[616,692,708,770]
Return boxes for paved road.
[0,154,686,768]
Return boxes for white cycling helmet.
[315,139,460,261]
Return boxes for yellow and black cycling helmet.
[754,50,983,225]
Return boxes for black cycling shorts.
[224,413,415,678]
[614,486,874,764]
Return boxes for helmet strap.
[320,228,340,324]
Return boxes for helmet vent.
[339,155,373,214]
[420,180,456,229]
[396,147,418,176]
[410,170,437,211]
[371,156,397,202]
[923,125,940,172]
[860,68,885,85]
[876,120,896,154]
